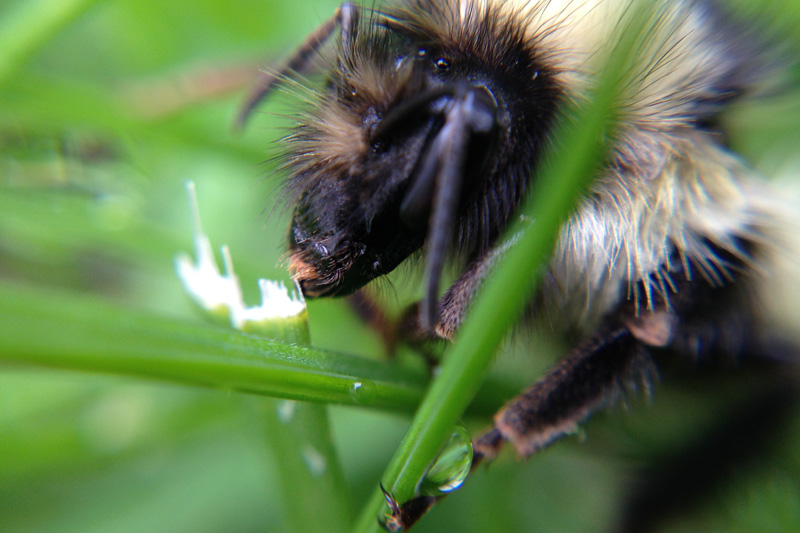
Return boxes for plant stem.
[0,281,425,411]
[260,399,354,532]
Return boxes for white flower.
[175,181,305,331]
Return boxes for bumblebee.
[240,0,798,529]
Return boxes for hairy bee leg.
[356,244,503,371]
[379,484,437,532]
[435,243,507,340]
[344,294,444,371]
[235,2,360,129]
[347,291,399,354]
[493,325,656,458]
[344,242,506,365]
[472,427,505,467]
[356,241,517,372]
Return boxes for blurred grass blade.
[260,400,354,532]
[0,0,101,86]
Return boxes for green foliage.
[1,1,799,532]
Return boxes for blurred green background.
[1,0,800,532]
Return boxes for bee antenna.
[234,2,361,131]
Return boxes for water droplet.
[349,379,377,405]
[419,425,473,497]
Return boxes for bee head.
[282,1,563,311]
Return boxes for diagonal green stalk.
[0,0,101,86]
[353,3,657,530]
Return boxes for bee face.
[283,1,562,301]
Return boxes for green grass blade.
[0,280,427,411]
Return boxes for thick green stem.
[0,281,426,411]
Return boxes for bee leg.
[343,292,444,370]
[347,291,400,355]
[379,484,437,532]
[379,246,504,370]
[358,241,501,353]
[482,321,659,460]
[472,427,505,467]
[434,243,507,340]
[354,245,507,371]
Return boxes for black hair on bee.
[249,0,570,331]
[240,0,798,530]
